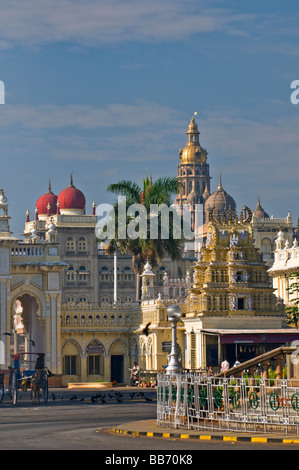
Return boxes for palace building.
[0,116,298,384]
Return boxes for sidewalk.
[109,419,299,445]
[63,384,299,445]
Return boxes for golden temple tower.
[183,205,284,368]
[175,116,211,229]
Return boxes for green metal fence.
[157,373,299,434]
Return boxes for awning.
[201,329,299,344]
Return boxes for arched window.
[78,265,88,282]
[87,341,105,375]
[66,295,76,303]
[78,236,87,252]
[79,295,88,303]
[124,265,133,281]
[66,237,75,252]
[100,265,110,281]
[261,238,272,254]
[66,266,75,282]
[63,341,80,376]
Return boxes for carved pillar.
[261,360,271,379]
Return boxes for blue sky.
[0,0,299,235]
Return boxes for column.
[196,331,202,369]
[184,332,190,369]
[80,353,87,382]
[44,299,51,369]
[0,280,8,367]
[51,295,57,373]
[123,353,129,384]
[275,354,284,380]
[104,354,110,382]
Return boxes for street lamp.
[166,304,182,374]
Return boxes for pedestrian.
[233,357,241,367]
[221,359,229,373]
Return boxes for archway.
[11,293,43,368]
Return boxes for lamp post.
[166,304,182,374]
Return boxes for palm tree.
[104,175,183,300]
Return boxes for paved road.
[0,388,298,453]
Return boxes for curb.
[110,427,299,445]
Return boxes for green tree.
[286,272,299,328]
[102,175,184,300]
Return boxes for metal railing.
[157,372,299,434]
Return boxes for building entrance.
[11,294,44,369]
[111,355,123,384]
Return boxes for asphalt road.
[0,388,297,454]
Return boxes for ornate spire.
[217,173,223,191]
[69,173,74,188]
[48,179,53,194]
[203,184,209,200]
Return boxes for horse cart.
[0,352,48,405]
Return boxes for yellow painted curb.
[251,437,267,443]
[223,436,237,442]
[108,427,299,444]
[283,439,299,444]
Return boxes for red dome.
[36,182,58,215]
[57,175,86,210]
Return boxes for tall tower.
[175,116,211,209]
[183,205,284,368]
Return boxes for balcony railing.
[11,244,59,258]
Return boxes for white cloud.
[1,102,299,174]
[0,0,256,49]
[0,101,185,133]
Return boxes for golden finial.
[217,173,223,191]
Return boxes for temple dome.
[36,181,58,216]
[179,117,207,164]
[253,197,269,219]
[204,175,236,216]
[57,175,86,214]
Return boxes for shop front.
[203,329,299,370]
